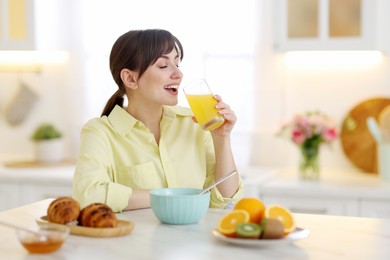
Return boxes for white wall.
[253,0,390,171]
[0,0,389,173]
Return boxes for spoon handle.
[199,170,237,195]
[0,220,39,235]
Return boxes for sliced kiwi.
[260,218,284,239]
[235,223,262,239]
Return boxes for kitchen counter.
[0,164,74,184]
[0,164,75,211]
[0,199,389,259]
[244,167,390,217]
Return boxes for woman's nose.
[171,66,183,79]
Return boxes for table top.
[0,199,389,259]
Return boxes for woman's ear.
[120,69,138,89]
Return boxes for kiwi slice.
[235,223,262,239]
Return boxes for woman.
[73,29,243,212]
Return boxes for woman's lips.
[164,85,179,95]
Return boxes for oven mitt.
[4,83,38,126]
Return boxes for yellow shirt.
[73,105,243,212]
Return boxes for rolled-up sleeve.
[73,123,132,212]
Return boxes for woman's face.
[135,48,183,107]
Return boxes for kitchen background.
[1,1,390,179]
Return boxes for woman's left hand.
[212,95,237,136]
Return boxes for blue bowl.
[150,188,210,225]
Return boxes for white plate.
[212,227,310,246]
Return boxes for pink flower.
[291,128,306,145]
[278,111,338,147]
[322,128,337,142]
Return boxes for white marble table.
[0,199,389,259]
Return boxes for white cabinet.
[360,199,390,218]
[0,183,19,211]
[0,165,74,211]
[273,0,377,51]
[18,183,72,207]
[242,167,390,218]
[259,194,359,216]
[0,0,35,49]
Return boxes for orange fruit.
[217,209,250,237]
[233,197,265,224]
[264,204,295,234]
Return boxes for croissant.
[78,203,118,228]
[47,197,80,224]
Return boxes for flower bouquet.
[278,111,338,180]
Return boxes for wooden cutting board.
[340,97,390,174]
[4,159,75,168]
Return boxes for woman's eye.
[159,65,168,69]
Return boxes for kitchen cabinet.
[0,0,35,49]
[273,0,377,51]
[242,167,390,218]
[258,194,359,216]
[2,164,390,218]
[360,199,390,218]
[0,165,74,211]
[0,183,19,211]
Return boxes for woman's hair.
[101,29,184,117]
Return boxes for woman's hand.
[211,95,236,137]
[191,95,237,136]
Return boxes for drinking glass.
[183,79,225,131]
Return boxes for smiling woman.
[73,29,243,213]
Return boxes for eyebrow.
[160,54,180,60]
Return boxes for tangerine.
[264,204,296,234]
[233,197,265,224]
[217,209,250,237]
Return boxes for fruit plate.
[37,216,135,238]
[212,227,310,246]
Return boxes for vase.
[35,139,64,163]
[299,145,320,180]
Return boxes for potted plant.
[31,123,64,163]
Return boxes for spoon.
[199,170,237,195]
[367,117,383,143]
[0,220,40,235]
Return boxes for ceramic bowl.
[16,224,70,254]
[150,188,210,225]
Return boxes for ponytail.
[101,90,125,117]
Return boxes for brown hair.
[101,29,184,117]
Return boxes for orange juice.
[185,94,224,131]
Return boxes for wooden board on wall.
[4,159,75,168]
[340,97,390,173]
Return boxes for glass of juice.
[183,79,225,131]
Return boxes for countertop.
[254,167,390,199]
[0,164,75,184]
[0,199,389,259]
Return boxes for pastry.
[47,197,80,224]
[78,203,118,228]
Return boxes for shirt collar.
[107,105,192,136]
[107,105,137,136]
